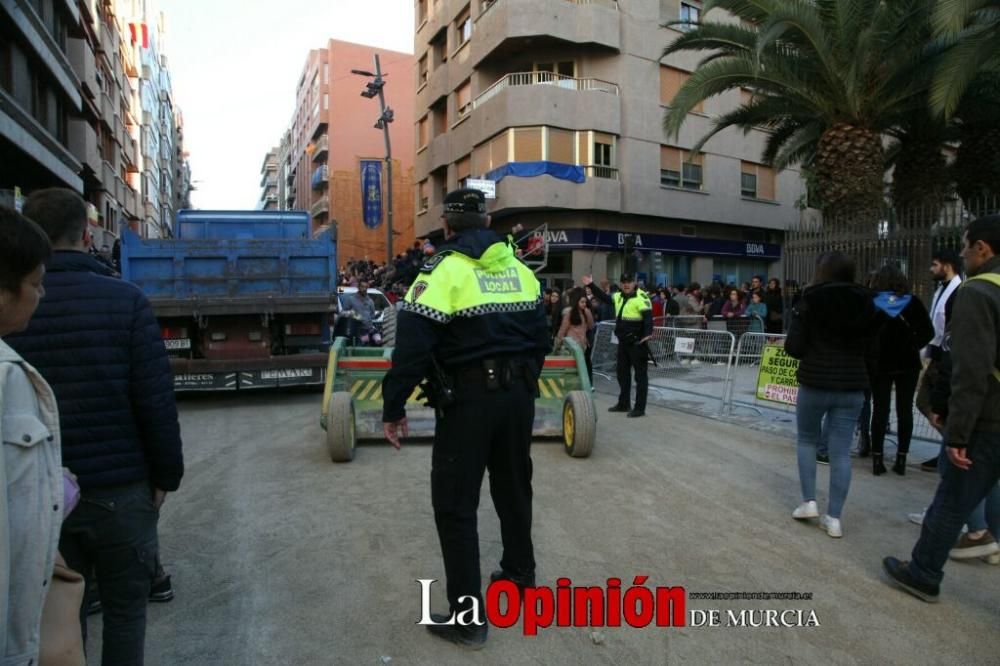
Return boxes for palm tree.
[931,0,1000,118]
[950,73,1000,205]
[662,0,941,222]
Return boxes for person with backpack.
[884,215,1000,602]
[868,265,934,475]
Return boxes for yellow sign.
[755,344,799,405]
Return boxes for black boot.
[873,453,887,476]
[490,568,536,589]
[857,431,871,458]
[893,454,907,476]
[608,403,630,413]
[426,613,488,649]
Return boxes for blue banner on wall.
[361,160,383,229]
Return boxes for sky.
[158,0,414,209]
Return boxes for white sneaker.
[819,514,843,538]
[907,509,926,526]
[792,501,819,520]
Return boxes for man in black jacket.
[7,189,183,664]
[884,215,1000,602]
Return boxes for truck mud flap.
[174,372,238,390]
[239,368,325,389]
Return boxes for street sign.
[466,178,496,199]
[755,344,799,405]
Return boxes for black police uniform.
[590,277,654,415]
[381,189,551,619]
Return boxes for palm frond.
[930,25,1000,117]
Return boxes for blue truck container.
[121,210,338,391]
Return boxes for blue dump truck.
[121,209,337,390]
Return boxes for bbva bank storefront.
[526,228,782,292]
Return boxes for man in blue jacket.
[7,189,183,665]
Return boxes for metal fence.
[591,321,736,412]
[785,197,999,303]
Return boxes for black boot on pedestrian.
[608,404,630,413]
[882,557,939,603]
[919,455,939,472]
[149,574,174,603]
[892,454,907,476]
[489,569,536,589]
[857,432,871,458]
[426,613,488,650]
[873,454,887,476]
[626,409,645,418]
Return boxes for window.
[418,180,429,211]
[660,147,703,190]
[679,2,701,31]
[741,161,776,200]
[456,154,471,188]
[456,79,472,117]
[417,116,429,149]
[432,99,447,137]
[593,134,613,167]
[456,7,472,47]
[513,127,542,162]
[660,66,703,113]
[418,54,428,87]
[431,33,448,67]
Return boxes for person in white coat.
[0,205,64,666]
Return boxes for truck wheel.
[381,305,397,348]
[326,392,356,462]
[562,390,596,458]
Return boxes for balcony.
[491,163,622,214]
[68,38,99,100]
[472,0,620,67]
[68,119,101,173]
[101,161,116,196]
[312,135,328,162]
[124,136,139,172]
[310,198,330,218]
[144,201,158,221]
[469,72,621,142]
[311,165,329,190]
[100,92,115,128]
[124,184,138,217]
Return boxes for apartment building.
[0,0,188,242]
[258,146,278,210]
[287,39,416,262]
[412,0,806,289]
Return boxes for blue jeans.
[910,431,1000,585]
[936,444,999,536]
[796,385,864,519]
[817,389,870,457]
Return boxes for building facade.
[258,146,278,210]
[0,0,189,244]
[286,39,416,263]
[411,0,806,289]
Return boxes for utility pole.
[352,54,395,263]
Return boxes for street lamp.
[352,54,395,263]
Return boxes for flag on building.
[129,22,149,49]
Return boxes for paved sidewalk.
[87,391,998,664]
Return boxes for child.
[745,291,768,333]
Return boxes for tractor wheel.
[562,390,596,458]
[326,392,356,462]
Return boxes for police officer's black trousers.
[616,341,649,411]
[431,381,536,613]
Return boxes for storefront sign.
[755,344,799,405]
[530,228,780,259]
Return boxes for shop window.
[660,66,703,113]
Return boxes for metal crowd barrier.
[591,321,736,412]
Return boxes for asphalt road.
[86,390,998,665]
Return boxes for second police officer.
[381,188,551,649]
[586,273,653,417]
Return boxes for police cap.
[620,273,636,283]
[443,188,487,215]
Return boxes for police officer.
[586,273,653,417]
[381,188,550,649]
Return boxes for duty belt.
[451,357,536,393]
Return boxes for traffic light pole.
[373,54,393,264]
